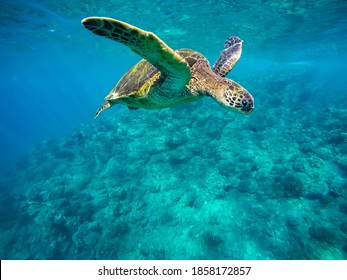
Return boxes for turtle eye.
[242,99,248,107]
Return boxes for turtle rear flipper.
[82,17,191,93]
[213,36,243,77]
[94,101,111,118]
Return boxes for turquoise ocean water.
[1,0,347,259]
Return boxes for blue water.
[1,0,347,259]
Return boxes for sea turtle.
[81,17,254,118]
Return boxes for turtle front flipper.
[82,17,191,92]
[213,36,243,77]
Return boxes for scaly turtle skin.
[81,17,254,118]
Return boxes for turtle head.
[218,80,254,114]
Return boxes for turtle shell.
[105,49,206,100]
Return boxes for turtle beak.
[241,99,254,114]
[240,93,254,114]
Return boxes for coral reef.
[1,42,346,260]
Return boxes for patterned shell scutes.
[108,49,206,99]
[176,48,206,67]
[110,59,160,99]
